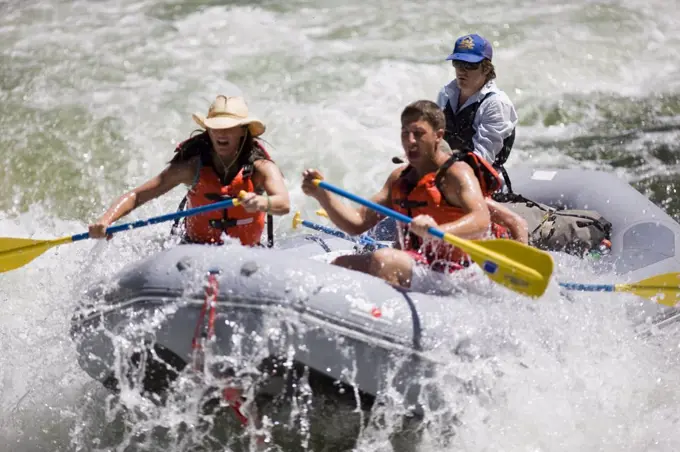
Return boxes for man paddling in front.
[301,100,510,294]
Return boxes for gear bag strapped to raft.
[492,193,613,257]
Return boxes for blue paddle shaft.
[300,219,386,248]
[317,180,446,241]
[318,180,411,222]
[559,282,615,292]
[70,198,238,242]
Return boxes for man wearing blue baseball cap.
[437,34,518,192]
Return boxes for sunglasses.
[452,61,481,71]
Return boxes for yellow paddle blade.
[444,234,554,298]
[292,212,303,229]
[616,272,680,307]
[315,209,329,218]
[0,237,72,273]
[0,237,46,252]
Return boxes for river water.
[1,0,680,450]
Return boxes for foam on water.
[2,0,680,450]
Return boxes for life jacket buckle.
[396,199,428,209]
[209,218,239,230]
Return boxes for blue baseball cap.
[446,34,493,63]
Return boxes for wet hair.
[482,59,496,82]
[400,100,446,132]
[170,127,270,168]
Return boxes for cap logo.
[457,36,475,50]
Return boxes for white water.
[2,0,680,450]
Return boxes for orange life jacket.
[184,142,271,246]
[391,153,509,270]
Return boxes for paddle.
[0,197,242,273]
[559,272,680,307]
[321,198,678,306]
[292,212,387,249]
[312,179,554,298]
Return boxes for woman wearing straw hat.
[89,95,290,246]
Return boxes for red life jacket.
[183,141,271,246]
[391,153,509,271]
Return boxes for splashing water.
[2,0,680,450]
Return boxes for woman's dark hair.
[170,127,270,168]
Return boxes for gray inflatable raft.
[507,167,680,278]
[70,235,442,400]
[70,167,680,413]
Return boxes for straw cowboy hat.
[192,95,266,137]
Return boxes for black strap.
[395,200,428,209]
[491,191,552,237]
[304,235,331,252]
[434,154,458,187]
[394,167,425,250]
[499,165,513,194]
[491,191,540,206]
[266,214,274,248]
[203,193,226,202]
[395,288,422,351]
[170,195,189,236]
[241,163,254,179]
[404,204,422,250]
[551,211,612,235]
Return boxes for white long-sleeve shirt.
[436,80,518,165]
